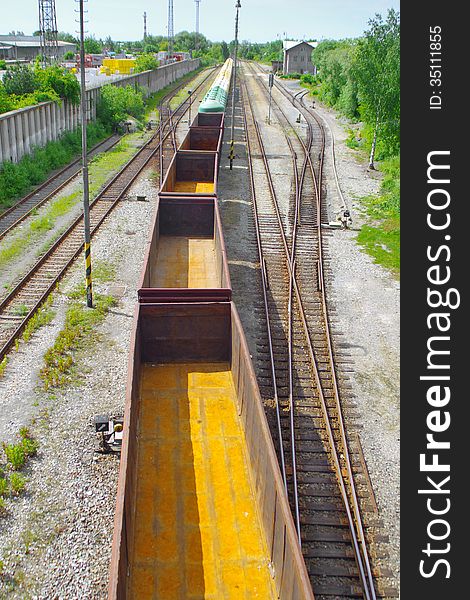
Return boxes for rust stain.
[128,363,276,599]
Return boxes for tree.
[84,36,102,54]
[2,65,36,95]
[353,9,400,167]
[221,41,230,61]
[135,53,158,73]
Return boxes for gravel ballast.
[0,172,156,598]
[0,69,399,598]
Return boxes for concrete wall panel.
[0,59,200,165]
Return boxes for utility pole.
[78,0,93,308]
[229,0,241,171]
[194,0,201,53]
[143,11,147,41]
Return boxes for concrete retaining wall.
[0,59,200,164]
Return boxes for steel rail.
[0,135,122,240]
[243,62,377,600]
[239,81,288,494]
[0,67,218,362]
[265,72,377,600]
[254,62,377,600]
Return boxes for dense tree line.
[312,9,399,165]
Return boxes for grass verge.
[0,135,143,272]
[356,156,400,276]
[0,428,39,517]
[40,289,116,390]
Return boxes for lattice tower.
[167,0,174,57]
[38,0,59,64]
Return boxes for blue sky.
[4,0,400,43]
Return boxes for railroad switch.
[94,414,124,454]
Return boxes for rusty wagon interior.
[160,151,218,196]
[179,127,223,153]
[138,198,231,303]
[108,302,313,600]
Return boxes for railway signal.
[267,72,274,124]
[188,89,192,124]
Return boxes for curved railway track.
[239,62,395,599]
[0,67,217,362]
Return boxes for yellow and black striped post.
[79,0,93,308]
[84,241,93,307]
[229,139,235,170]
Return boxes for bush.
[2,64,36,95]
[135,53,159,73]
[9,472,26,495]
[97,84,145,129]
[0,64,80,114]
[300,73,316,85]
[34,64,80,104]
[0,59,6,70]
[3,443,26,470]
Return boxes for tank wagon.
[198,58,233,113]
[108,60,315,599]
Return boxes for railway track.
[239,62,395,599]
[0,135,122,241]
[0,67,217,363]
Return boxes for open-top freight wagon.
[108,59,315,600]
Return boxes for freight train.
[108,59,314,599]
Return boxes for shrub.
[300,73,316,85]
[0,478,8,497]
[2,64,36,95]
[0,64,80,114]
[0,59,6,70]
[3,443,26,470]
[97,84,145,128]
[135,53,159,73]
[9,472,26,495]
[34,64,80,104]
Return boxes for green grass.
[92,259,116,283]
[0,137,141,272]
[356,156,400,276]
[40,289,116,390]
[0,121,110,210]
[22,297,56,343]
[0,357,7,378]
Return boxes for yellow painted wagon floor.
[173,181,215,194]
[152,236,218,288]
[128,363,276,600]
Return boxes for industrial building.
[0,34,76,62]
[282,40,317,75]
